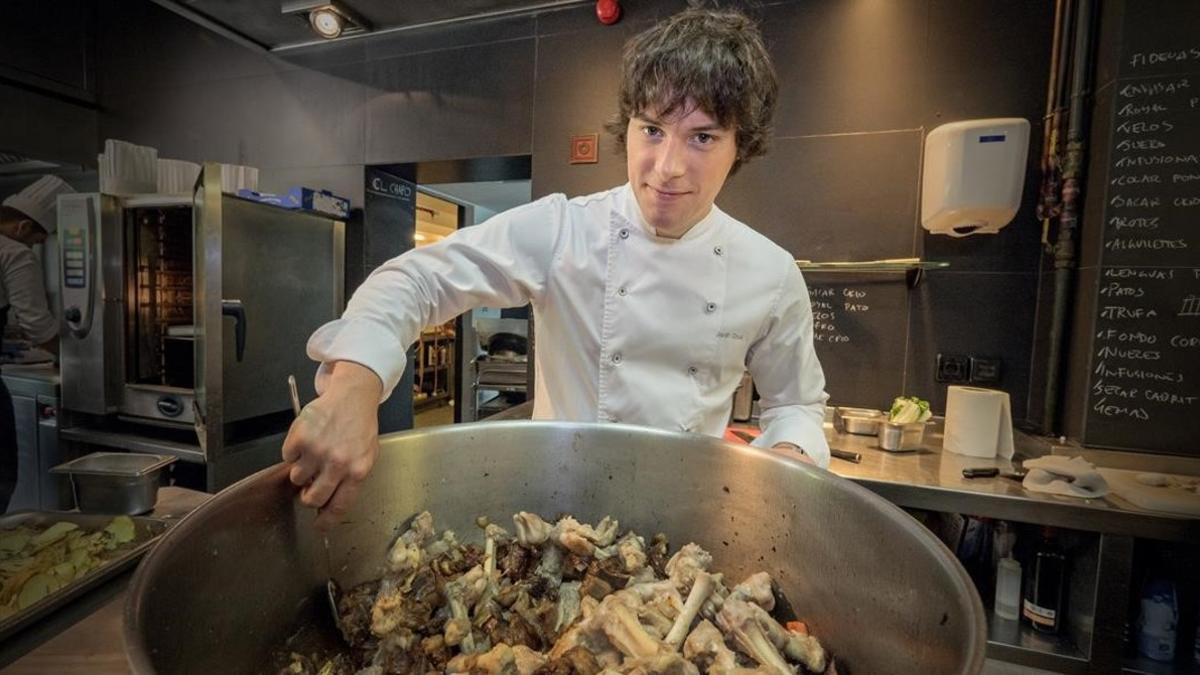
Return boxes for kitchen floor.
[414,401,455,428]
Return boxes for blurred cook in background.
[0,175,74,510]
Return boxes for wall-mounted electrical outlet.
[970,356,1002,385]
[936,353,970,383]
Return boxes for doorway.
[361,156,532,432]
[417,179,533,426]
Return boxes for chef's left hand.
[773,442,815,465]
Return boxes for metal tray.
[833,407,884,435]
[0,511,169,642]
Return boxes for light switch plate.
[970,356,1002,385]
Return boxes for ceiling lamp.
[309,7,344,38]
[282,1,372,40]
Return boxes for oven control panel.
[62,223,88,288]
[58,195,96,338]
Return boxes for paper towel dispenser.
[921,118,1030,237]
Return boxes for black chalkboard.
[804,276,908,410]
[1083,267,1200,451]
[1083,8,1200,455]
[1099,75,1200,268]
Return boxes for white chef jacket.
[0,234,57,345]
[308,183,831,467]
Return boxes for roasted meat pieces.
[277,512,830,675]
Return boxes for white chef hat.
[2,175,76,234]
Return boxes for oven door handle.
[221,299,247,362]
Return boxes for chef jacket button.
[705,302,717,313]
[612,352,623,364]
[687,365,698,375]
[713,245,724,256]
[619,228,630,239]
[618,286,627,296]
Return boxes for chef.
[284,8,830,526]
[1,175,74,510]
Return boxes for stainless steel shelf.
[987,615,1088,674]
[794,258,950,287]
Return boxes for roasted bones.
[278,512,833,675]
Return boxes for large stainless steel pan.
[124,422,986,674]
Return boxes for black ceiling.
[158,0,589,50]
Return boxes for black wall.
[0,0,98,166]
[91,0,1055,422]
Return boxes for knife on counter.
[729,429,861,463]
[962,466,1028,481]
[829,448,862,464]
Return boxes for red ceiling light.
[596,0,621,25]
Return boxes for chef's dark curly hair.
[605,7,778,174]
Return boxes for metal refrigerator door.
[192,163,345,452]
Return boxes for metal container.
[833,406,884,435]
[878,420,930,452]
[51,452,176,514]
[0,512,168,642]
[125,422,985,674]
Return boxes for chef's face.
[626,102,737,239]
[0,215,47,247]
[15,219,49,246]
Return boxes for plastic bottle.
[992,521,1016,562]
[994,555,1022,621]
[1137,577,1178,662]
[1022,526,1067,634]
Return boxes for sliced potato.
[104,516,137,545]
[31,522,79,550]
[17,573,52,609]
[50,561,76,583]
[2,517,144,615]
[0,530,31,554]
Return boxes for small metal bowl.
[877,421,929,452]
[833,407,884,435]
[51,452,177,515]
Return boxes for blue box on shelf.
[236,187,349,219]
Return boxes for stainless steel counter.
[0,362,59,393]
[2,363,63,512]
[486,401,1199,540]
[811,422,1199,542]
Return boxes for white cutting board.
[1097,468,1200,517]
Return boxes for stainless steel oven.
[56,164,344,486]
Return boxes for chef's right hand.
[281,361,382,530]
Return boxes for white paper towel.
[943,386,1014,459]
[1023,456,1109,499]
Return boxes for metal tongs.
[288,375,344,635]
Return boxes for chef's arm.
[287,197,567,526]
[2,245,58,346]
[746,265,831,469]
[306,196,566,400]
